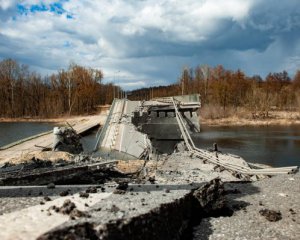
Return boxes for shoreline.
[0,114,101,124]
[1,112,300,127]
[201,117,300,126]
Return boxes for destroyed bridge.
[0,94,298,240]
[95,94,298,176]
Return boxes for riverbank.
[200,110,300,126]
[2,109,300,126]
[0,115,100,124]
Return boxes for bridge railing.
[93,99,118,152]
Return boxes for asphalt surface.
[193,172,300,240]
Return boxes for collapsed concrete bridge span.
[94,94,201,158]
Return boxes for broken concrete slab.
[37,180,224,240]
[0,192,112,240]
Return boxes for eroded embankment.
[37,179,227,240]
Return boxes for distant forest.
[0,58,300,118]
[0,58,121,117]
[129,65,300,118]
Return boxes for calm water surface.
[192,125,300,167]
[0,122,54,147]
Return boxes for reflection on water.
[80,129,98,153]
[192,125,300,167]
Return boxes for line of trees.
[1,58,299,118]
[0,58,121,117]
[129,65,300,117]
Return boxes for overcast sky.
[0,0,299,89]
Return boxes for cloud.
[0,0,299,89]
[0,0,16,10]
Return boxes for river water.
[192,125,300,167]
[0,122,54,147]
[0,123,299,167]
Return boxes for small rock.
[116,181,128,191]
[86,186,97,193]
[165,189,170,193]
[79,192,89,198]
[148,176,155,184]
[59,190,69,196]
[110,205,120,213]
[60,199,76,215]
[259,209,282,222]
[289,208,296,215]
[44,196,52,201]
[40,201,45,205]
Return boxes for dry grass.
[200,105,300,126]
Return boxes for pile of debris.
[53,127,83,154]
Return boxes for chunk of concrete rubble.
[53,127,83,154]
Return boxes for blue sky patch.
[16,1,71,17]
[17,4,28,15]
[49,2,65,15]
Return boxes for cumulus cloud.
[0,0,299,89]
